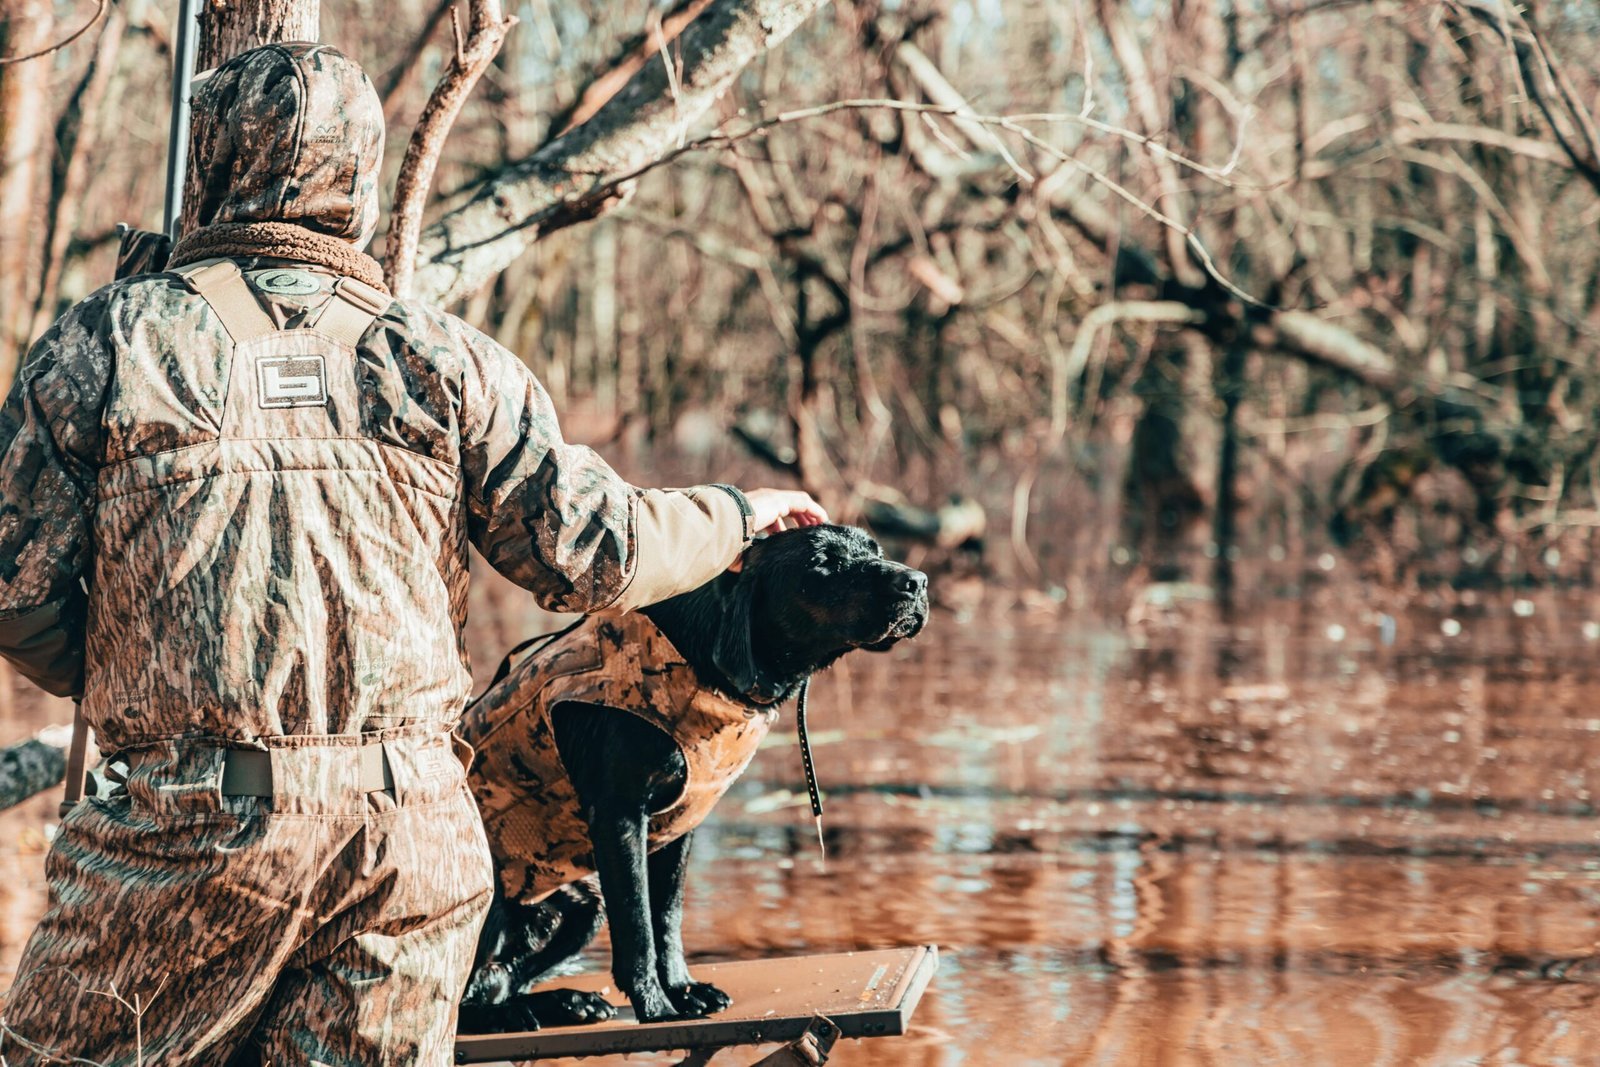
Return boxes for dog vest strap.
[174,258,276,344]
[309,275,389,346]
[58,698,90,818]
[487,618,587,690]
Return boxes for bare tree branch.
[555,0,715,136]
[1097,0,1205,290]
[894,40,1031,181]
[379,0,457,122]
[1053,300,1204,436]
[1453,0,1600,195]
[385,0,517,296]
[1254,311,1411,393]
[411,0,833,306]
[0,0,105,65]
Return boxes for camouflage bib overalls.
[1,261,494,1067]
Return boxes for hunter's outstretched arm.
[446,312,754,614]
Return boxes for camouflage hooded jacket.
[0,43,751,751]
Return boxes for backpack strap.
[173,258,276,344]
[309,275,390,347]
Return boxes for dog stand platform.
[454,944,938,1064]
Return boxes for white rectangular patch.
[257,355,328,409]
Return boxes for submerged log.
[862,495,985,551]
[731,421,984,551]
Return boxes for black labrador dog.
[458,524,929,1032]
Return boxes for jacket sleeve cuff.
[705,483,755,544]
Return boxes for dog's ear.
[712,575,763,698]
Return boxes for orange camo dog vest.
[460,613,776,903]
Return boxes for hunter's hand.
[743,489,829,535]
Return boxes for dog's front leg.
[586,804,681,1022]
[649,831,732,1017]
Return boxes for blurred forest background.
[5,0,1600,607]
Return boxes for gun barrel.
[162,0,203,240]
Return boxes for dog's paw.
[665,981,732,1017]
[523,988,617,1027]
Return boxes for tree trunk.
[0,0,51,383]
[31,6,125,339]
[1122,345,1208,583]
[197,0,320,70]
[1211,340,1248,609]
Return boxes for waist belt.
[220,745,394,797]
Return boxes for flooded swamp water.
[3,576,1600,1065]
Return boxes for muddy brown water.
[3,576,1599,1065]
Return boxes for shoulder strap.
[310,276,390,347]
[176,259,389,347]
[173,258,276,344]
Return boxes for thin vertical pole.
[162,0,203,240]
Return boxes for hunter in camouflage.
[461,612,777,905]
[0,42,822,1066]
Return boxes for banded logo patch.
[257,355,328,409]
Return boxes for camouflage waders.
[2,728,492,1066]
[3,263,495,1067]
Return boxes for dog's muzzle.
[878,568,930,641]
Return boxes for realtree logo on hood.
[308,122,345,145]
[257,355,329,409]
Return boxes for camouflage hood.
[184,43,384,248]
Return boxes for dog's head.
[710,525,929,703]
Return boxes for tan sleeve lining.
[599,487,749,614]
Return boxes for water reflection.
[2,579,1598,1064]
